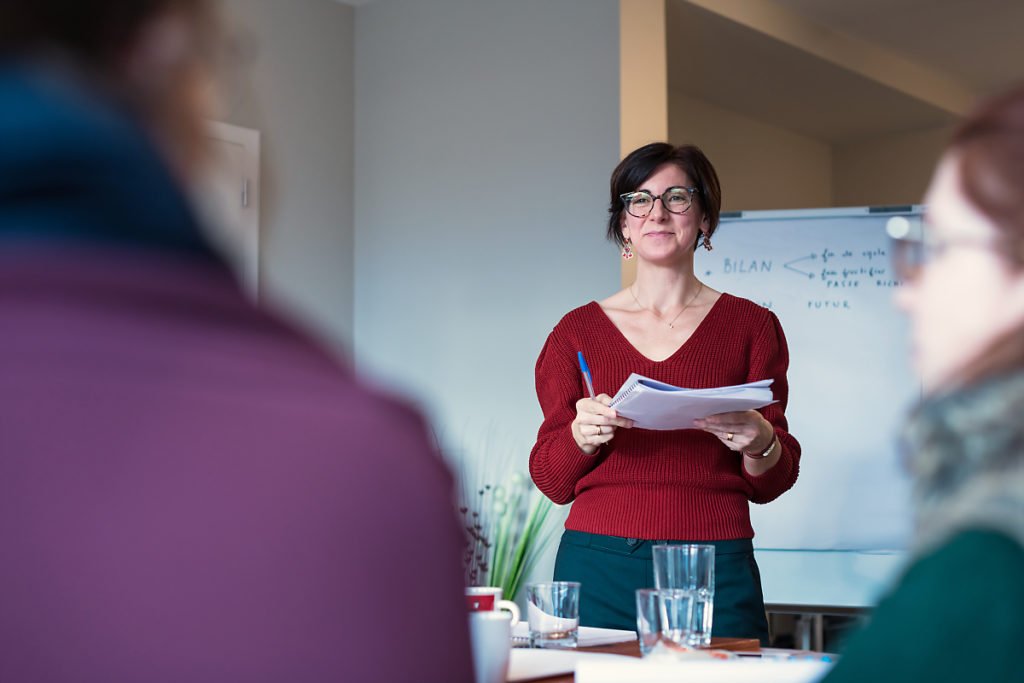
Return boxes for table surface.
[525,637,761,683]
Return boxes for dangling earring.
[702,233,713,252]
[622,238,634,260]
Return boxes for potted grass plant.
[460,471,556,601]
[458,460,558,601]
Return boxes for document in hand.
[609,374,776,430]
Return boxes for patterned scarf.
[903,370,1024,556]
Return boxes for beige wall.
[668,91,833,212]
[832,125,951,207]
[620,0,667,287]
[217,0,355,354]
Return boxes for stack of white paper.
[609,374,775,430]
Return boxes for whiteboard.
[702,207,921,552]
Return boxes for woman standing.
[530,143,800,644]
[823,86,1024,682]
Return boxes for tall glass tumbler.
[652,544,715,647]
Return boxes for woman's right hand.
[571,394,634,455]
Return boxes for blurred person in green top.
[823,85,1024,682]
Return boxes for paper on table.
[512,622,637,647]
[609,374,776,430]
[575,657,832,683]
[508,650,636,682]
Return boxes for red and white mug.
[465,586,520,626]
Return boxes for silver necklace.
[630,282,704,329]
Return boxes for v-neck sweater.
[529,294,801,540]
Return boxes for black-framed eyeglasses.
[620,186,698,218]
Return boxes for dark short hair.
[606,142,722,249]
[0,0,209,69]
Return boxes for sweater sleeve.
[528,328,602,505]
[742,311,801,503]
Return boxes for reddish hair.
[951,83,1024,267]
[947,84,1024,385]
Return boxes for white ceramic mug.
[469,611,512,683]
[465,586,520,626]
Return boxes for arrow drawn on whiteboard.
[784,254,817,279]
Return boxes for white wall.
[668,91,833,212]
[832,125,951,207]
[354,0,619,476]
[217,0,355,353]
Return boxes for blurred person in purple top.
[0,2,472,681]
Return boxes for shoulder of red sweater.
[552,301,603,332]
[718,293,774,323]
[542,302,611,353]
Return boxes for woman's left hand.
[693,410,774,455]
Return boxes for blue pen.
[577,351,596,398]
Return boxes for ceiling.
[773,0,1024,95]
[667,0,1024,144]
[337,1,1023,144]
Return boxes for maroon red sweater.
[529,294,800,541]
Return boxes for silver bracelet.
[744,435,778,460]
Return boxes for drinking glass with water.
[652,544,715,647]
[635,588,695,656]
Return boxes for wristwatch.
[744,435,778,459]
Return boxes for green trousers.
[553,530,770,645]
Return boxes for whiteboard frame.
[719,204,925,223]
